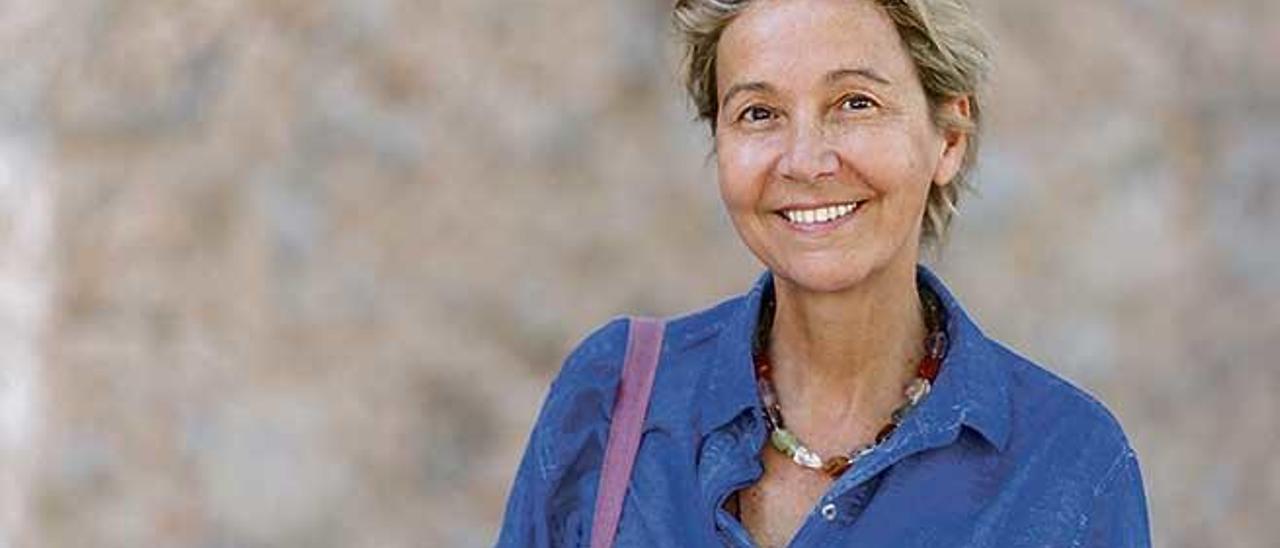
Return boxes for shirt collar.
[917,265,1012,452]
[697,265,1012,453]
[697,270,771,437]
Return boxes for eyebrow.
[719,67,893,112]
[720,81,774,112]
[826,66,893,86]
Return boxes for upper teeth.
[782,202,858,224]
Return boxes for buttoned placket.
[707,408,901,546]
[828,473,882,524]
[819,502,838,521]
[783,462,886,545]
[783,396,969,544]
[705,384,968,544]
[705,409,768,548]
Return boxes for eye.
[738,105,775,123]
[839,94,876,111]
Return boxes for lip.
[773,200,865,236]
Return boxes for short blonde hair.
[673,0,992,246]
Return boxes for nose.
[777,121,838,183]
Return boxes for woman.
[499,0,1151,546]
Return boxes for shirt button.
[820,502,838,521]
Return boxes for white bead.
[792,446,824,469]
[905,378,931,406]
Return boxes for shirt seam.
[1071,445,1136,546]
[1091,445,1135,498]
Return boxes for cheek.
[834,125,937,194]
[715,135,781,209]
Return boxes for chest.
[734,449,837,547]
[604,424,1091,548]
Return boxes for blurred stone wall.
[0,0,1276,546]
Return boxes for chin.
[773,256,880,295]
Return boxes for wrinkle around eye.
[838,94,878,112]
[737,105,775,124]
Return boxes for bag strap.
[589,316,666,548]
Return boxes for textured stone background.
[0,0,1277,546]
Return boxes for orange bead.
[875,424,897,444]
[822,455,852,476]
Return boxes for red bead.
[918,356,940,382]
[754,355,771,377]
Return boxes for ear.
[932,95,972,187]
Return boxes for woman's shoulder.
[554,316,633,385]
[982,336,1140,470]
[972,337,1150,540]
[550,293,746,393]
[532,295,747,466]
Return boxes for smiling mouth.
[776,201,865,226]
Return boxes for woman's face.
[715,0,967,293]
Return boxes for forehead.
[716,0,915,92]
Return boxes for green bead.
[771,428,798,455]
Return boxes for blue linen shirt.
[498,266,1151,547]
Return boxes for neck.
[766,258,927,426]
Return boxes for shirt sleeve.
[495,424,554,548]
[1079,448,1152,547]
[495,318,630,547]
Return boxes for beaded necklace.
[751,283,949,477]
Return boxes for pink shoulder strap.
[589,316,665,548]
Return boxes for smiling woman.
[712,0,971,298]
[498,1,1151,546]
